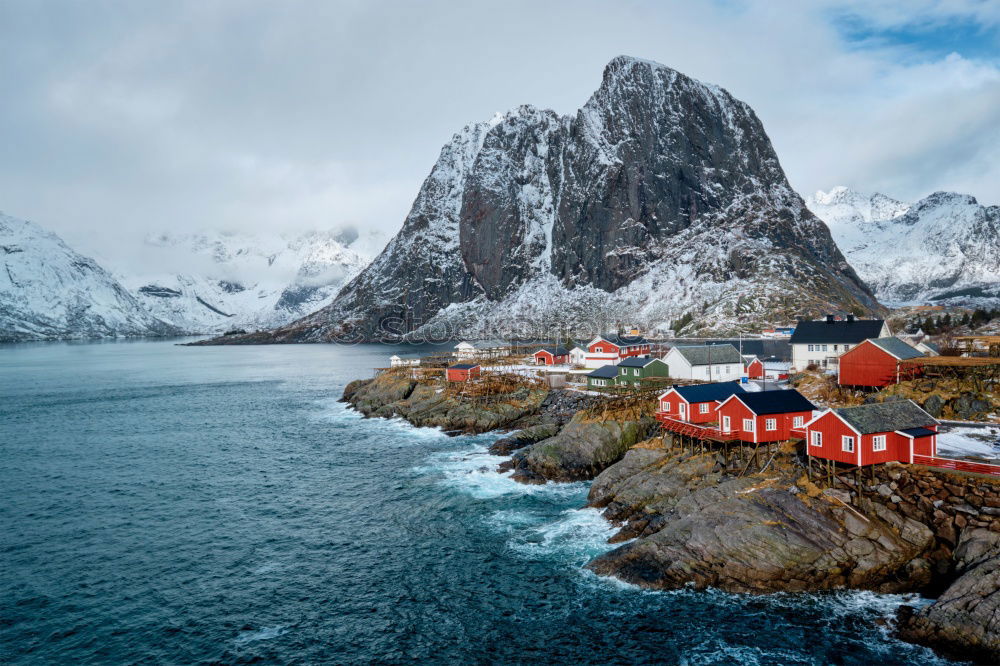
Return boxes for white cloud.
[0,0,997,267]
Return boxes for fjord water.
[1,340,950,664]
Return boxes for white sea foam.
[509,507,619,564]
[312,398,447,440]
[418,444,588,500]
[234,625,288,644]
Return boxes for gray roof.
[598,333,650,347]
[833,400,938,435]
[536,346,569,356]
[867,337,924,360]
[671,344,743,366]
[617,356,659,368]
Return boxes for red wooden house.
[446,363,481,382]
[658,382,745,424]
[716,390,816,443]
[803,400,938,466]
[584,334,651,367]
[838,337,924,388]
[533,346,570,365]
[746,357,764,380]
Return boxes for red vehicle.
[446,364,481,382]
[803,400,938,466]
[657,382,745,424]
[838,337,924,388]
[533,346,569,365]
[716,390,816,443]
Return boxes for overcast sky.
[1,0,998,265]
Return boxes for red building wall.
[747,359,764,380]
[446,366,480,381]
[588,341,651,357]
[805,413,938,465]
[717,399,813,443]
[838,341,907,387]
[533,351,567,365]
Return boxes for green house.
[614,357,670,387]
[585,364,619,390]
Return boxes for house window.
[633,368,639,375]
[844,345,850,351]
[872,435,887,452]
[821,344,828,352]
[833,344,838,351]
[807,344,814,352]
[811,431,822,447]
[722,416,731,432]
[793,416,804,427]
[842,436,855,453]
[699,403,709,414]
[743,418,754,431]
[725,365,731,374]
[765,418,777,431]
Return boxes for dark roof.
[734,390,816,415]
[790,319,885,344]
[670,344,743,365]
[617,355,658,368]
[921,341,940,353]
[867,337,924,360]
[449,363,480,370]
[587,365,619,378]
[833,400,938,435]
[899,427,937,438]
[598,333,649,346]
[672,381,746,403]
[535,346,569,356]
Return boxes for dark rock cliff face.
[225,56,879,344]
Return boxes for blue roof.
[671,381,745,403]
[899,427,937,438]
[587,365,619,378]
[449,363,479,370]
[734,390,816,415]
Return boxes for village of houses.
[387,314,1000,478]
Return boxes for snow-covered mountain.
[807,187,1000,305]
[0,213,180,341]
[224,56,878,344]
[124,229,369,334]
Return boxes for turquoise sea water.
[0,339,953,664]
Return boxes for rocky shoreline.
[342,372,1000,663]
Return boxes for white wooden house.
[662,344,744,381]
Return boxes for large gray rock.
[583,447,934,594]
[505,415,657,483]
[896,529,1000,663]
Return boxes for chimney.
[846,314,855,322]
[825,314,835,323]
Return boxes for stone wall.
[835,462,1000,577]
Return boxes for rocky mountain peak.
[219,57,880,344]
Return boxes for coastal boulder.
[489,422,562,455]
[506,414,657,483]
[896,529,1000,663]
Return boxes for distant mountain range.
[5,58,998,344]
[124,230,369,334]
[0,213,370,341]
[217,56,880,344]
[0,213,180,341]
[806,187,1000,306]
